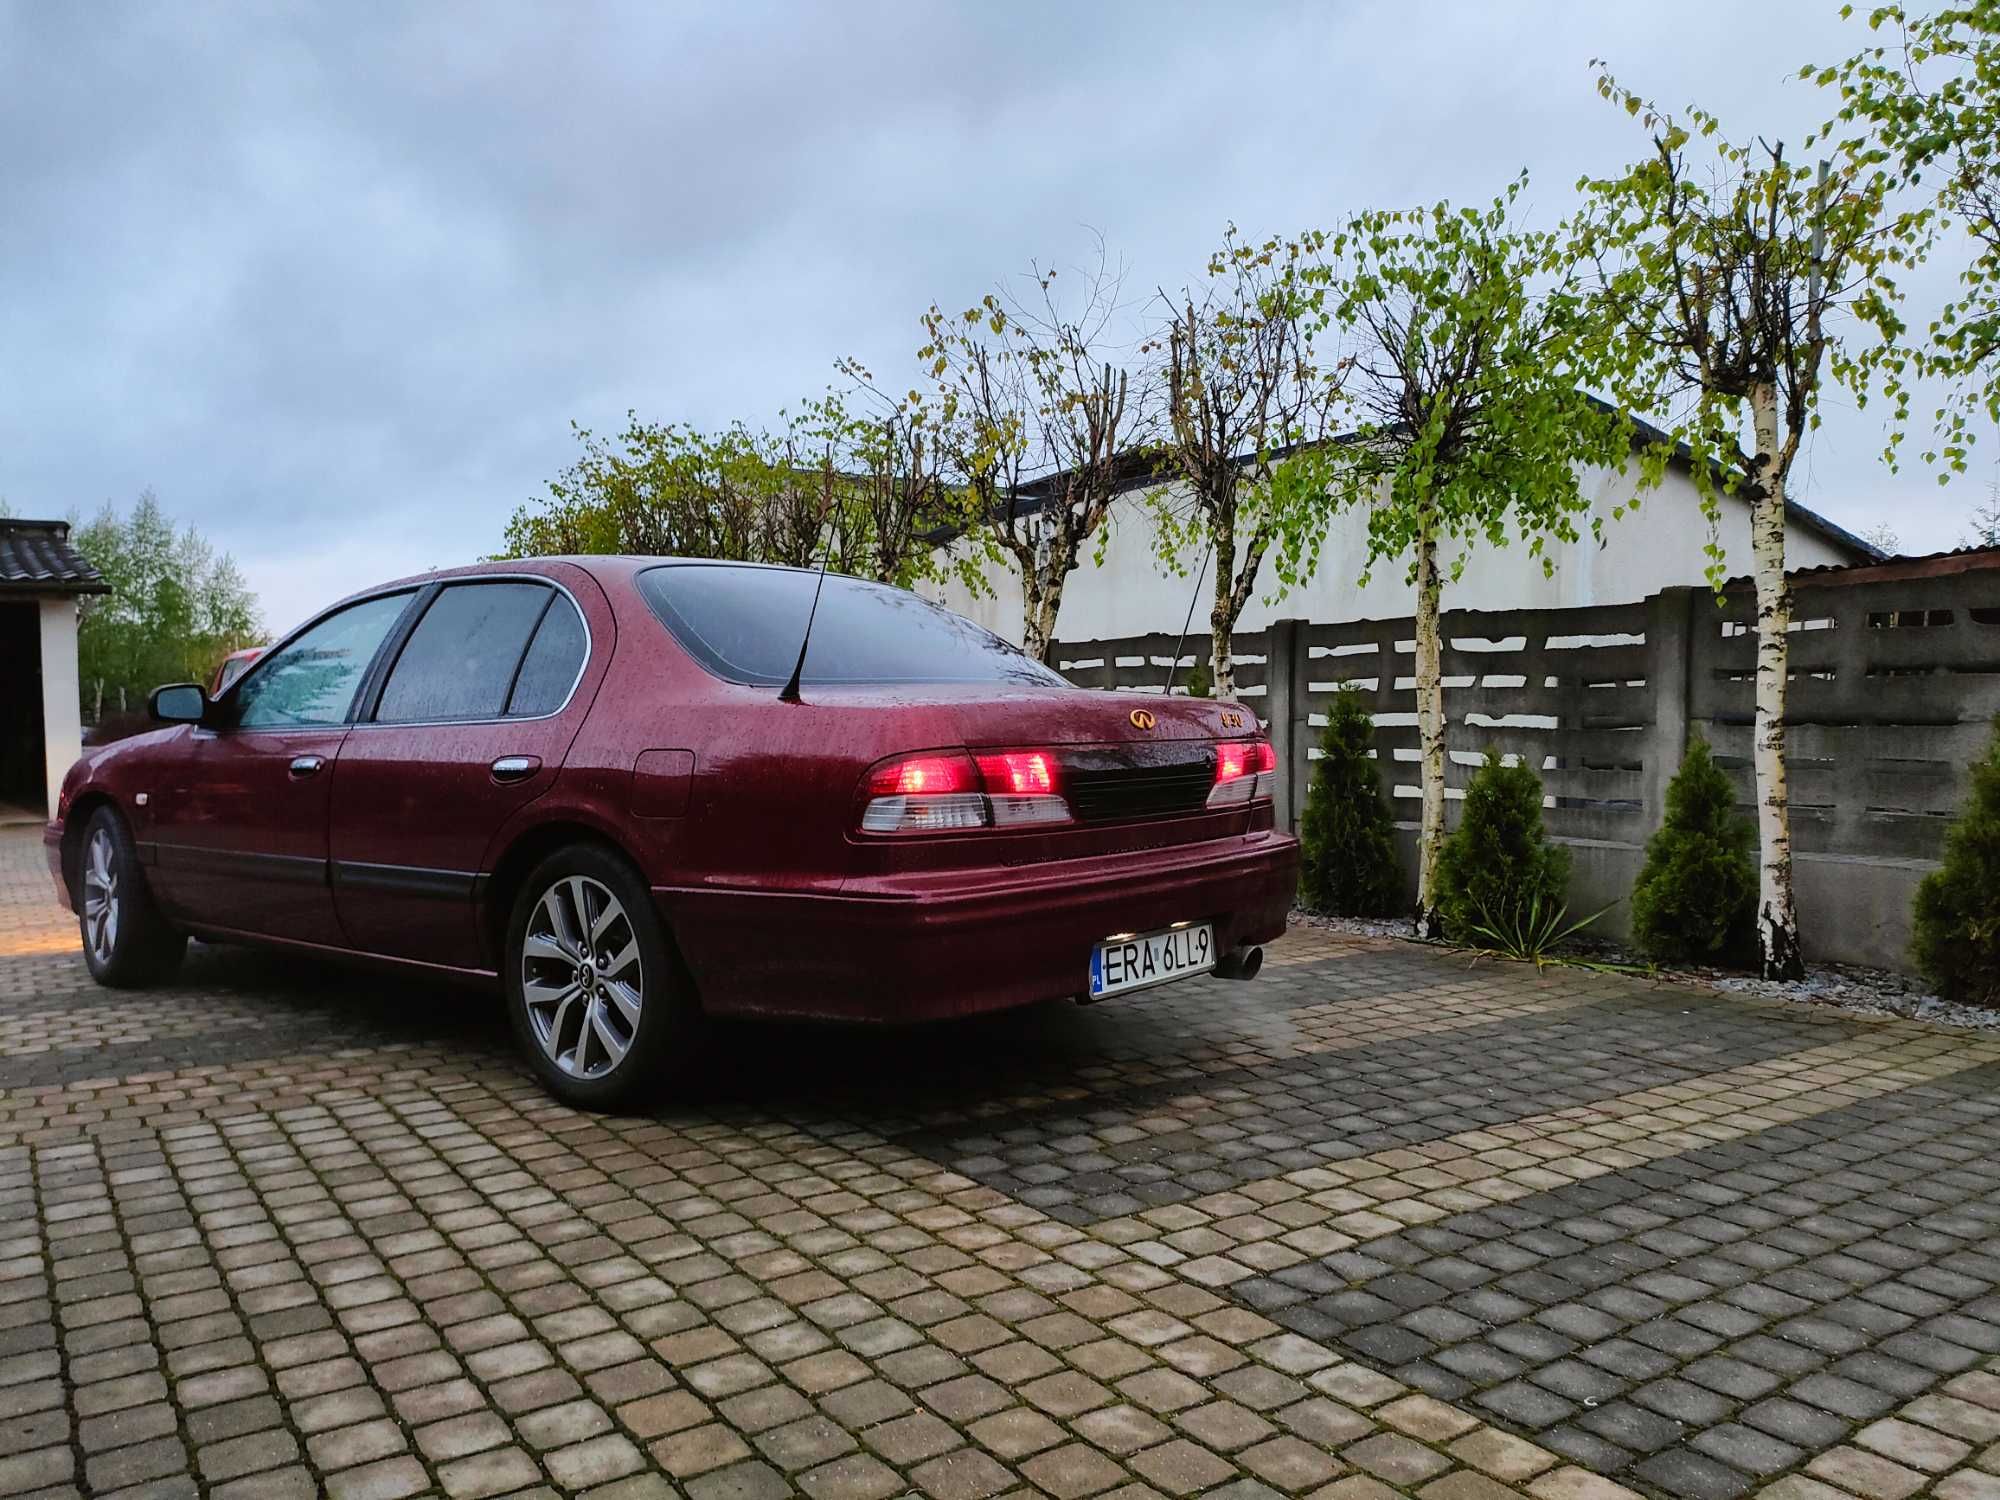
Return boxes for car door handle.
[491,755,541,784]
[289,755,325,778]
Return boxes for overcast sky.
[4,1,1994,632]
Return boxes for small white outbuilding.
[0,519,107,822]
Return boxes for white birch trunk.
[1748,381,1804,979]
[1021,555,1065,664]
[1413,521,1446,937]
[1209,617,1234,700]
[1209,507,1238,700]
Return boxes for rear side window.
[506,593,588,717]
[637,564,1066,688]
[376,582,552,723]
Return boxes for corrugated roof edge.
[0,518,111,595]
[1721,541,2000,592]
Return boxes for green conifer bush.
[1911,716,2000,1005]
[1629,737,1758,965]
[1298,685,1402,915]
[1433,755,1570,943]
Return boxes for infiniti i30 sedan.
[46,558,1299,1108]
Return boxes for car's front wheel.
[504,844,700,1110]
[78,806,187,987]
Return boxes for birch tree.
[1813,3,2000,471]
[1293,180,1636,935]
[921,252,1145,660]
[1144,228,1348,698]
[1574,74,1911,979]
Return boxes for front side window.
[234,592,412,729]
[375,582,554,723]
[637,565,1067,688]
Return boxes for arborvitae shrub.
[1433,755,1570,943]
[1629,736,1758,966]
[1298,685,1402,916]
[1180,663,1212,699]
[1912,715,2000,1005]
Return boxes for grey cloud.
[2,0,1989,622]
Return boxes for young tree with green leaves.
[1812,3,1999,474]
[1292,178,1636,934]
[920,251,1145,661]
[500,416,771,561]
[1144,228,1348,698]
[500,385,984,598]
[827,365,994,596]
[1574,75,1913,978]
[71,490,262,716]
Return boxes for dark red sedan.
[46,558,1298,1107]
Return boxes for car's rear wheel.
[78,806,187,987]
[504,843,700,1110]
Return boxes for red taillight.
[975,751,1056,795]
[867,754,978,798]
[1208,739,1277,808]
[859,749,1072,834]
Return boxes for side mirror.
[149,683,210,725]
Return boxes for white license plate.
[1089,923,1215,999]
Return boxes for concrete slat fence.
[1051,552,2000,970]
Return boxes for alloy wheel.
[520,875,643,1079]
[82,827,120,964]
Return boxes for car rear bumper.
[44,821,72,913]
[661,829,1300,1023]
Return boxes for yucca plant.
[1466,890,1636,972]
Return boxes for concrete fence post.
[1264,618,1309,833]
[1641,587,1696,838]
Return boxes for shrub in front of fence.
[1911,716,2000,1006]
[1299,685,1402,917]
[1629,736,1759,967]
[1434,755,1570,946]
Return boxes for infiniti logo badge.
[1129,708,1157,730]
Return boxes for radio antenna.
[779,527,836,705]
[1160,537,1214,697]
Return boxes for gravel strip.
[1291,906,2000,1032]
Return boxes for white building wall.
[37,596,81,819]
[929,462,1856,645]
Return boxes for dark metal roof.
[1723,541,2000,592]
[0,519,109,595]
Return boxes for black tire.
[503,842,702,1110]
[77,805,187,988]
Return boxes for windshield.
[636,564,1067,689]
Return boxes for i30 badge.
[1129,708,1157,730]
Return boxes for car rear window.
[637,564,1066,688]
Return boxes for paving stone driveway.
[3,827,1999,1500]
